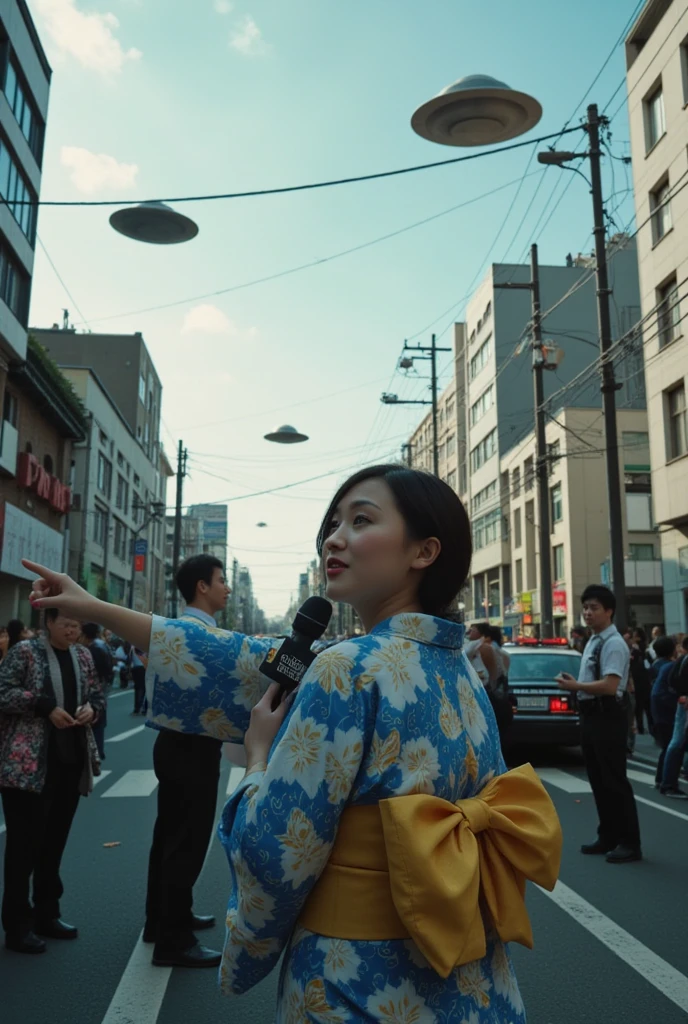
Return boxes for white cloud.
[60,146,139,194]
[214,0,233,13]
[182,305,241,336]
[34,0,142,74]
[230,15,269,55]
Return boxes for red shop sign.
[18,452,72,515]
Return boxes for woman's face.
[321,478,437,623]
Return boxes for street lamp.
[109,201,199,245]
[411,74,542,147]
[264,424,309,444]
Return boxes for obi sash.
[298,763,562,978]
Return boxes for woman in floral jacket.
[0,610,103,954]
[25,466,561,1020]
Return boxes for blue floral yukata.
[145,612,527,1023]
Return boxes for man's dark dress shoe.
[152,942,222,968]
[5,931,47,953]
[190,914,215,931]
[580,840,614,855]
[35,919,78,940]
[606,844,642,863]
[143,914,215,944]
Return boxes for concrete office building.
[33,327,163,463]
[498,407,662,636]
[626,0,688,631]
[165,503,229,619]
[60,365,171,612]
[407,243,646,625]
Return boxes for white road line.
[226,766,245,796]
[635,794,688,822]
[538,879,688,1014]
[108,689,132,699]
[102,770,158,798]
[93,770,112,788]
[106,724,146,743]
[100,933,171,1024]
[627,768,658,786]
[537,768,591,793]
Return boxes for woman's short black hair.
[7,619,25,647]
[316,464,472,617]
[653,635,676,659]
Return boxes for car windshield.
[508,652,581,681]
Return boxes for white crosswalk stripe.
[537,768,591,793]
[92,770,112,787]
[101,770,158,798]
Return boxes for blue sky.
[28,0,640,616]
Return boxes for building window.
[650,178,672,245]
[667,384,687,460]
[0,238,29,323]
[474,576,485,615]
[470,384,494,426]
[43,453,53,474]
[550,482,563,524]
[447,469,457,491]
[547,440,560,476]
[0,137,37,242]
[471,479,497,515]
[113,518,128,561]
[511,466,520,498]
[93,504,108,546]
[3,389,17,427]
[469,336,491,380]
[115,474,129,514]
[644,84,666,151]
[657,277,680,348]
[622,430,649,451]
[629,543,655,562]
[109,574,127,604]
[487,576,500,618]
[524,456,534,492]
[515,558,523,594]
[470,428,497,472]
[3,59,43,162]
[473,508,502,551]
[97,452,112,497]
[446,433,456,457]
[513,507,522,548]
[139,372,146,403]
[445,399,455,421]
[553,543,565,582]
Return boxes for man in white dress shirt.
[556,584,641,863]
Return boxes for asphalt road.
[0,692,686,1024]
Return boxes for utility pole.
[495,244,554,638]
[587,104,627,627]
[383,335,450,475]
[538,104,627,627]
[170,440,188,617]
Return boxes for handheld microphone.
[259,596,333,699]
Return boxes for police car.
[505,638,582,746]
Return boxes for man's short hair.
[571,626,586,637]
[81,622,101,640]
[471,621,492,638]
[176,554,224,604]
[581,584,616,616]
[654,636,676,659]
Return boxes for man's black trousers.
[145,730,222,951]
[1,760,82,938]
[580,699,641,850]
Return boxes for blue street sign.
[135,539,148,555]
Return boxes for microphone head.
[293,596,333,640]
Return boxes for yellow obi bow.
[298,763,562,978]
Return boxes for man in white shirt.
[144,555,231,967]
[557,584,641,863]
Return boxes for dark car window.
[508,653,581,681]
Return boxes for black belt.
[578,694,627,714]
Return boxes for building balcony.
[0,421,18,476]
[600,558,663,589]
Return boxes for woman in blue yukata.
[25,464,562,1024]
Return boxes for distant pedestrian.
[115,641,146,714]
[570,626,588,653]
[556,584,641,863]
[80,623,114,760]
[630,628,653,736]
[0,610,104,953]
[659,635,688,798]
[647,625,665,663]
[6,619,29,649]
[649,636,680,794]
[464,622,496,686]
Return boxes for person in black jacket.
[630,628,653,736]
